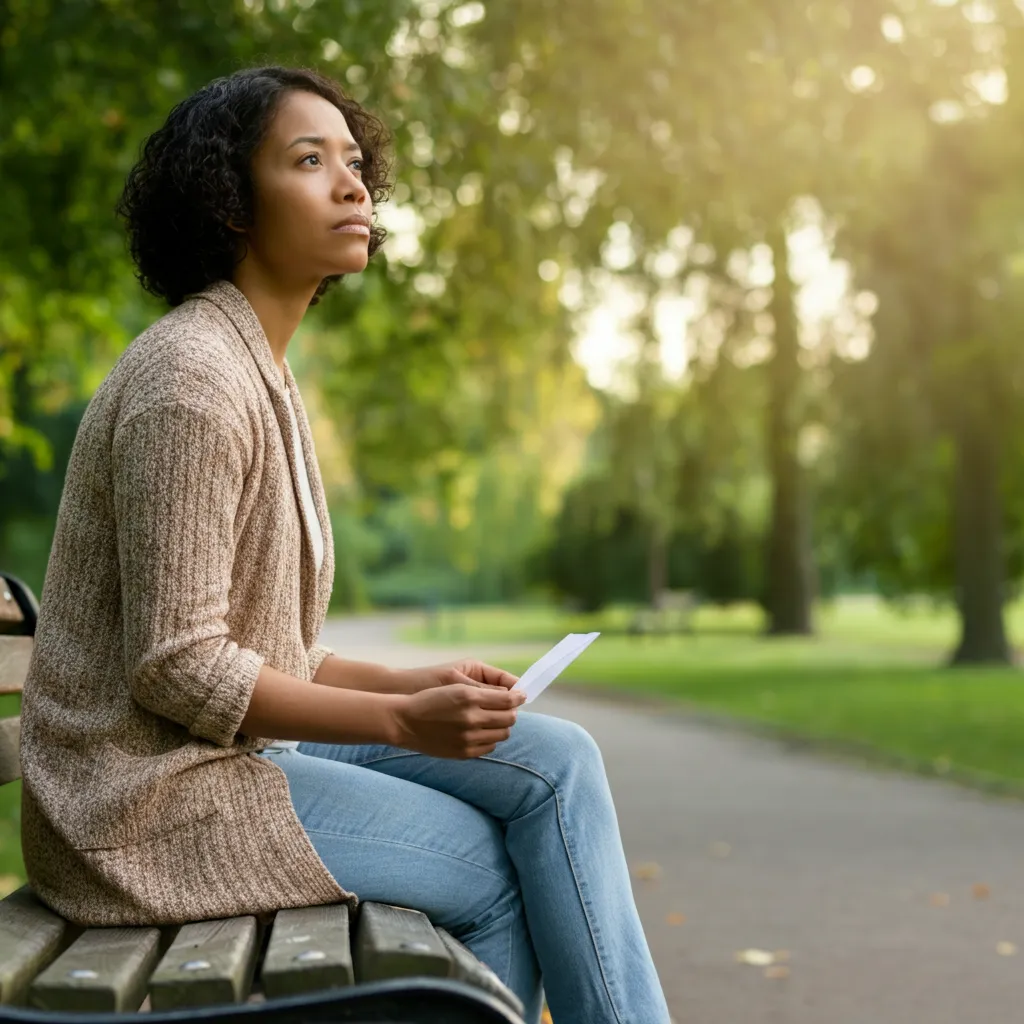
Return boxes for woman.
[20,66,670,1024]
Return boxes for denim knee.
[550,720,607,804]
[530,715,604,781]
[491,714,606,819]
[557,719,603,767]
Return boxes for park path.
[319,614,1024,1024]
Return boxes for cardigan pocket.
[68,741,224,851]
[71,796,222,851]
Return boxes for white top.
[268,389,325,752]
[283,389,324,574]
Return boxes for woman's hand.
[391,683,526,759]
[397,659,519,695]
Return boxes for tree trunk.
[764,223,814,635]
[950,409,1010,664]
[647,526,667,607]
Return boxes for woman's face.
[245,89,372,287]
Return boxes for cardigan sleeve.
[308,643,335,677]
[111,402,263,747]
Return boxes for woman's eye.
[298,153,363,172]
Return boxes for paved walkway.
[320,615,1024,1024]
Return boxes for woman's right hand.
[390,683,527,759]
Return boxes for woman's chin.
[329,255,369,276]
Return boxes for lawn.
[404,596,1024,789]
[0,693,24,889]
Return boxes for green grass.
[0,694,24,889]
[413,595,973,645]
[404,597,1024,788]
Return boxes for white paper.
[517,632,600,703]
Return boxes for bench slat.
[0,718,20,787]
[148,916,258,1009]
[354,902,451,983]
[260,904,353,998]
[30,925,161,1012]
[436,927,525,1019]
[0,887,71,1005]
[0,638,30,696]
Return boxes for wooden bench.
[0,573,526,1023]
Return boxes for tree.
[825,0,1024,662]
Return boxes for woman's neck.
[231,265,319,378]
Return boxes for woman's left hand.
[398,659,519,695]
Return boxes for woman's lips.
[332,224,370,235]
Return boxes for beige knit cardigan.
[20,279,354,926]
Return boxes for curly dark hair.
[116,65,394,307]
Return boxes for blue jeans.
[257,710,670,1024]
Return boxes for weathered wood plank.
[0,718,20,787]
[148,916,258,1009]
[436,926,525,1019]
[0,887,71,1005]
[30,926,161,1012]
[0,638,31,695]
[260,904,353,998]
[354,902,451,984]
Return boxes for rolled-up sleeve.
[112,403,263,747]
[308,643,335,678]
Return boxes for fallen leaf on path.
[735,949,776,967]
[666,912,686,926]
[929,892,950,907]
[764,965,791,980]
[997,941,1018,957]
[972,883,991,900]
[710,841,732,859]
[633,862,663,882]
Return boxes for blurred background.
[6,2,1024,1017]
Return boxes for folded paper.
[517,632,601,703]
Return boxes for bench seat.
[0,884,523,1020]
[0,575,525,1023]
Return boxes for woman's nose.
[336,169,369,205]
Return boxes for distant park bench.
[0,572,525,1024]
[627,589,698,637]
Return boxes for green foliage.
[545,478,650,611]
[6,0,1024,660]
[544,476,763,611]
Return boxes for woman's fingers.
[466,706,518,728]
[468,684,525,709]
[476,661,519,689]
[454,660,519,690]
[398,682,524,759]
[464,740,503,758]
[464,727,512,751]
